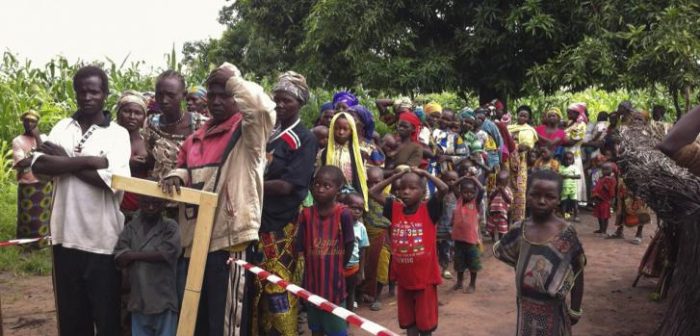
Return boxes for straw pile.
[619,124,700,335]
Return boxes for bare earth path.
[1,214,665,335]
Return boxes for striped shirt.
[297,204,354,304]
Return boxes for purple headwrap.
[320,101,334,114]
[332,91,359,109]
[350,105,375,141]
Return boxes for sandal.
[606,233,623,239]
[442,270,453,280]
[632,237,643,245]
[370,302,382,311]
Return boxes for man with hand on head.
[160,63,275,336]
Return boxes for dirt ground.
[0,213,666,336]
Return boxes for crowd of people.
[10,63,676,336]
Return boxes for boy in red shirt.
[591,162,617,234]
[452,177,484,293]
[369,167,448,336]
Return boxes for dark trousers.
[53,245,121,336]
[178,250,230,336]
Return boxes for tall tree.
[528,1,700,117]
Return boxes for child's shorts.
[561,186,578,201]
[307,301,348,336]
[453,241,482,273]
[397,285,438,333]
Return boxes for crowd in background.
[10,64,675,336]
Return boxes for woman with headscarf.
[350,105,385,167]
[564,102,589,208]
[116,91,149,222]
[315,101,335,127]
[12,110,52,244]
[185,85,209,117]
[536,107,568,160]
[385,112,424,171]
[475,108,504,169]
[333,91,359,111]
[507,106,539,222]
[256,71,318,336]
[318,112,369,207]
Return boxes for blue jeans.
[131,310,177,336]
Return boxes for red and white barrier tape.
[0,237,47,248]
[228,258,399,336]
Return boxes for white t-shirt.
[33,115,131,254]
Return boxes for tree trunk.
[478,85,506,111]
[684,85,691,115]
[671,85,682,122]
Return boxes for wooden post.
[111,175,219,336]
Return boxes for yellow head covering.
[20,110,40,121]
[326,112,368,210]
[545,107,562,118]
[424,101,443,115]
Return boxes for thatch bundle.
[619,125,700,335]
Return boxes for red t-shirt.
[384,198,442,289]
[451,198,480,244]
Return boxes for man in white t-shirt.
[32,66,131,336]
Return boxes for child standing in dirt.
[436,170,459,280]
[369,167,448,336]
[487,170,513,241]
[559,152,581,221]
[451,177,484,293]
[591,162,617,235]
[342,192,370,312]
[494,169,586,335]
[114,193,181,336]
[297,166,355,336]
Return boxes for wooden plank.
[176,193,219,336]
[112,175,216,205]
[108,175,221,336]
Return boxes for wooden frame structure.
[111,175,219,336]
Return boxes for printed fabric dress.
[493,222,586,336]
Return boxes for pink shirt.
[535,125,567,150]
[451,199,480,244]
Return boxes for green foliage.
[185,0,700,117]
[0,183,52,276]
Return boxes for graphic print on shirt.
[392,220,427,265]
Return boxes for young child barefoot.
[436,170,459,280]
[494,170,586,335]
[487,170,512,241]
[559,152,581,221]
[370,167,448,336]
[451,177,484,294]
